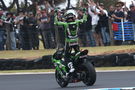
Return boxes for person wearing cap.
[127,4,135,41]
[115,1,125,9]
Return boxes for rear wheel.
[81,61,96,86]
[55,70,68,88]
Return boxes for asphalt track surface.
[0,71,135,90]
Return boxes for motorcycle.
[52,49,96,88]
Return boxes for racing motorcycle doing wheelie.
[52,8,96,88]
[52,49,96,88]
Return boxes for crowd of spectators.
[0,0,135,50]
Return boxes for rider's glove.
[83,8,87,13]
[54,8,58,13]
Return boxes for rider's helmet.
[65,10,77,22]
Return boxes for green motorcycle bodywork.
[52,58,67,76]
[52,51,81,76]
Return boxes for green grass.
[0,49,55,59]
[96,66,135,71]
[0,69,55,73]
[84,45,135,55]
[0,45,135,59]
[0,66,135,73]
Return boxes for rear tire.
[81,61,96,86]
[55,70,68,88]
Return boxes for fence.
[113,21,134,41]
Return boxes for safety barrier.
[113,21,134,41]
[1,53,135,70]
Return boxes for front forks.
[53,59,67,77]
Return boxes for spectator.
[112,4,124,22]
[19,11,30,50]
[108,5,115,45]
[108,5,115,21]
[85,12,96,47]
[49,9,56,48]
[0,1,135,50]
[79,4,95,47]
[98,3,110,46]
[14,10,25,49]
[127,4,135,41]
[39,10,53,49]
[123,6,129,22]
[78,9,87,47]
[0,18,5,50]
[88,1,101,46]
[115,1,125,9]
[4,12,16,50]
[112,4,125,45]
[27,12,39,50]
[55,10,65,49]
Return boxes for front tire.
[81,61,96,86]
[55,70,68,88]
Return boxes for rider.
[53,8,87,75]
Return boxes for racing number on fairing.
[68,62,73,69]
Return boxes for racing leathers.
[54,11,87,73]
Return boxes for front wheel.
[81,61,96,86]
[55,70,68,88]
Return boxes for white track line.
[96,70,135,72]
[0,70,135,75]
[0,72,55,75]
[88,87,135,90]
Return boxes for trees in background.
[94,0,118,10]
[0,0,119,12]
[77,0,118,10]
[0,0,65,12]
[0,0,16,10]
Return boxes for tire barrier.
[90,53,135,67]
[0,53,135,70]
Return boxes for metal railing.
[113,20,134,41]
